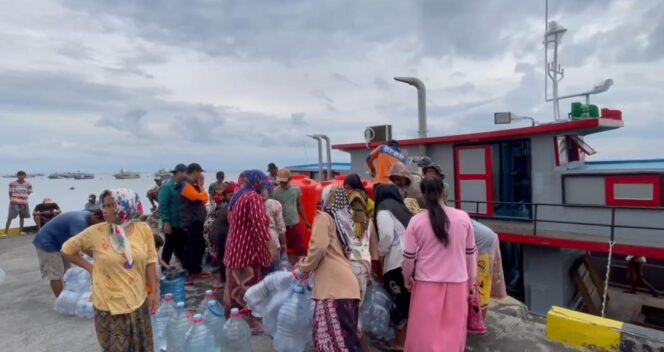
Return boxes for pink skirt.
[405,281,468,352]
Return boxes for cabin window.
[605,175,662,207]
[554,135,596,166]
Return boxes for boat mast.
[544,0,567,121]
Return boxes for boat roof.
[576,159,664,172]
[333,118,623,151]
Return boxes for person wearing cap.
[33,197,61,230]
[84,194,100,212]
[366,139,407,185]
[33,209,104,297]
[158,163,188,267]
[388,162,425,208]
[267,163,279,185]
[4,170,33,236]
[273,168,312,264]
[146,176,164,212]
[208,171,226,197]
[176,162,209,276]
[422,163,445,179]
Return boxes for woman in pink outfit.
[401,177,478,352]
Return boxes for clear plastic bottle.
[166,302,191,352]
[197,289,215,313]
[203,300,226,349]
[184,313,216,352]
[220,308,252,352]
[273,284,311,352]
[152,294,176,352]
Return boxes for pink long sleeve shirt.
[402,206,477,284]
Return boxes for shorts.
[285,225,307,256]
[8,204,30,220]
[36,248,70,280]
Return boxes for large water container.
[220,308,252,352]
[203,300,226,349]
[160,275,186,304]
[166,302,191,352]
[273,285,312,352]
[54,290,80,315]
[152,294,176,352]
[290,176,321,251]
[197,289,215,313]
[184,314,216,352]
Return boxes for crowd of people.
[5,148,512,351]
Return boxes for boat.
[154,168,172,181]
[48,173,63,179]
[73,172,94,180]
[113,169,140,179]
[331,8,664,331]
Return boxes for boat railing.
[450,199,664,242]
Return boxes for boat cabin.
[334,117,664,317]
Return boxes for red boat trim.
[498,233,664,260]
[605,174,662,207]
[333,119,624,151]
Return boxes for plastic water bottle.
[74,291,94,319]
[152,294,176,352]
[245,271,294,315]
[54,290,80,315]
[360,284,395,341]
[166,302,191,352]
[261,288,291,336]
[273,285,312,352]
[198,289,215,313]
[220,308,252,352]
[203,300,226,349]
[184,314,216,352]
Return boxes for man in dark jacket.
[159,164,188,267]
[177,163,209,277]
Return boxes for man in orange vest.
[366,140,406,185]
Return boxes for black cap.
[171,163,187,174]
[387,139,399,147]
[216,171,225,179]
[267,163,278,171]
[186,163,205,173]
[416,156,433,168]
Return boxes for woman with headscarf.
[374,183,413,350]
[223,171,273,315]
[342,174,373,301]
[296,185,361,352]
[401,177,477,351]
[210,182,237,285]
[62,189,158,352]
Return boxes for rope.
[601,240,615,318]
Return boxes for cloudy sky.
[1,0,663,175]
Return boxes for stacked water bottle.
[152,290,252,352]
[359,283,396,342]
[53,266,94,319]
[244,269,316,352]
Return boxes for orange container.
[316,175,375,200]
[290,175,321,251]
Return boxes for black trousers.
[161,226,186,266]
[182,222,206,275]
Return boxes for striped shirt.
[9,181,32,205]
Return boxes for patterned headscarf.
[229,170,272,210]
[102,188,144,269]
[322,185,355,258]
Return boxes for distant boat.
[73,172,94,180]
[154,169,172,181]
[114,169,141,179]
[48,173,63,179]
